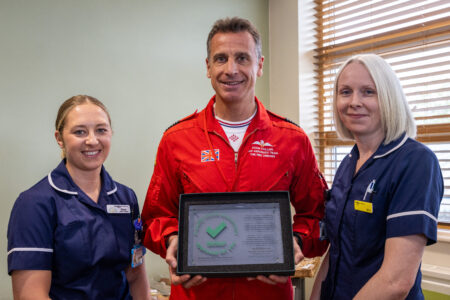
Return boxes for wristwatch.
[293,232,303,250]
[165,231,178,248]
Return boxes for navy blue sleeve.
[386,145,443,245]
[7,188,56,274]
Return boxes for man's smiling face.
[206,31,264,106]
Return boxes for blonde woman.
[8,95,150,299]
[311,54,443,300]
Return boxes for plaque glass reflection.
[177,191,294,277]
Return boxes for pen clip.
[363,179,376,201]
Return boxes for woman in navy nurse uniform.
[311,54,443,300]
[7,95,150,299]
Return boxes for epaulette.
[284,117,302,129]
[164,110,198,132]
[267,110,302,129]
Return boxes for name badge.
[106,204,130,214]
[354,200,373,213]
[131,245,146,268]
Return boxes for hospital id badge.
[131,245,146,268]
[354,200,373,213]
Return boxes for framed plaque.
[177,191,294,277]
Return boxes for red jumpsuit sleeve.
[290,134,329,257]
[141,134,181,259]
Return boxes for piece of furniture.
[291,257,321,300]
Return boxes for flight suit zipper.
[231,128,258,190]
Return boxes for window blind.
[314,0,450,223]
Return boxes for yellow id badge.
[354,200,373,213]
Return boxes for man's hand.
[165,235,207,289]
[247,237,304,285]
[293,235,304,265]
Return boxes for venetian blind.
[313,0,450,223]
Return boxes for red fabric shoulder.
[164,110,198,133]
[266,110,303,131]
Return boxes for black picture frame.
[177,191,294,277]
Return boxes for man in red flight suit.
[142,17,328,300]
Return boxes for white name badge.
[106,204,131,214]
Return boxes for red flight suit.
[142,97,328,300]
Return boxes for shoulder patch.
[165,110,198,132]
[284,118,301,129]
[267,110,302,129]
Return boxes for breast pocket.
[181,171,203,193]
[268,168,292,191]
[109,213,134,262]
[353,192,387,254]
[53,220,90,282]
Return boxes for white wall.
[0,0,268,297]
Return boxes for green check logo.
[206,221,227,239]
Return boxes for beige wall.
[268,0,318,297]
[268,0,299,123]
[0,0,268,297]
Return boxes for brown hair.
[206,17,262,60]
[55,95,111,134]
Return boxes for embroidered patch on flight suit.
[201,149,220,162]
[248,140,278,158]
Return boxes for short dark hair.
[207,17,262,60]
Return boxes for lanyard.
[130,208,146,268]
[203,113,232,192]
[131,208,143,245]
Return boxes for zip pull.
[183,173,190,182]
[234,152,238,164]
[203,112,231,192]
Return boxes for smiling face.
[336,62,384,142]
[55,103,112,176]
[206,31,264,107]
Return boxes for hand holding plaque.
[177,191,295,277]
[166,235,207,288]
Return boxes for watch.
[293,232,303,250]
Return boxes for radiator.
[422,263,450,295]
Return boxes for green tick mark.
[206,221,227,239]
